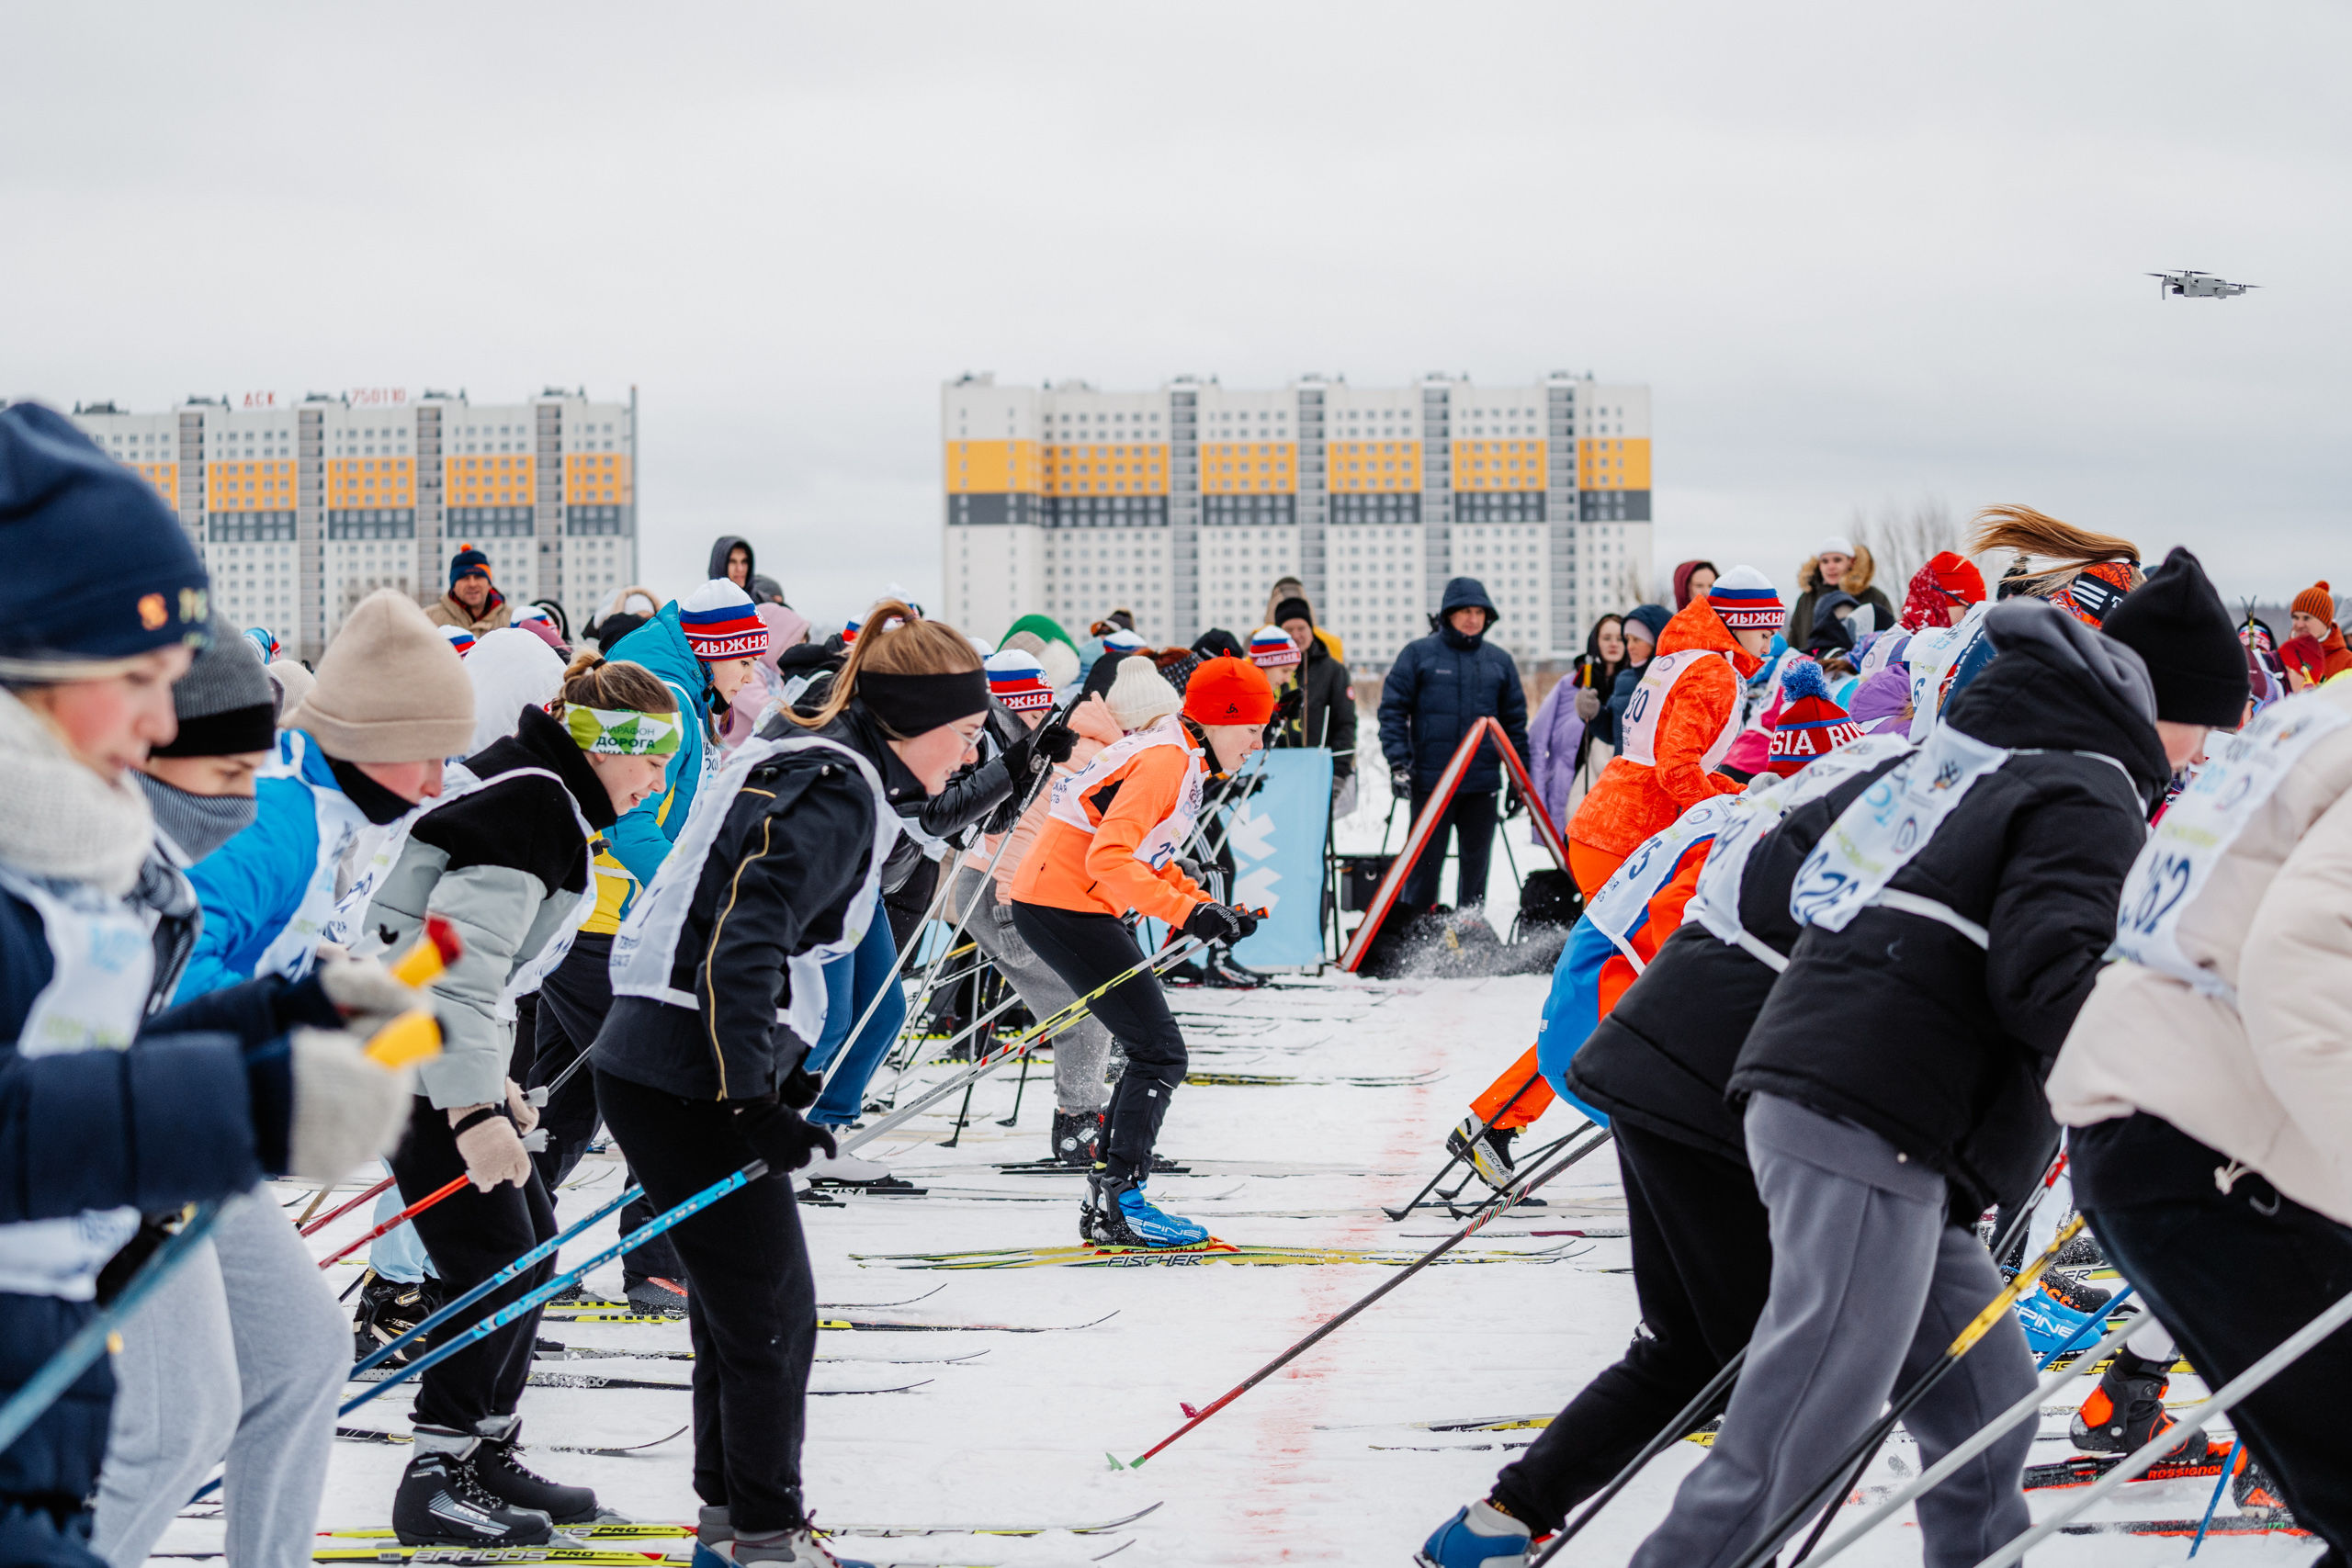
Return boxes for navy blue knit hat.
[0,402,209,679]
[449,546,492,588]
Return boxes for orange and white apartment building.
[942,372,1652,665]
[68,387,636,660]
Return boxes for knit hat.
[1035,637,1080,694]
[1707,566,1786,629]
[1622,604,1673,648]
[1768,659,1866,775]
[284,589,475,761]
[678,580,770,660]
[1900,552,1986,632]
[265,659,312,718]
[2097,547,2248,727]
[984,649,1055,713]
[1000,613,1077,655]
[2293,581,2338,625]
[440,625,477,658]
[448,547,492,588]
[1817,536,1854,558]
[0,402,210,680]
[1106,656,1182,731]
[1249,625,1304,670]
[1193,627,1246,661]
[1101,627,1147,657]
[153,617,277,758]
[1272,596,1315,627]
[842,615,861,645]
[2052,560,2135,626]
[1181,655,1276,728]
[244,626,280,663]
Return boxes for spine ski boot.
[1418,1500,1532,1568]
[1447,1118,1519,1190]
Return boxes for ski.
[316,1501,1165,1540]
[1181,1068,1442,1089]
[856,1239,1587,1271]
[533,1311,1107,1331]
[539,1286,944,1314]
[2054,1516,2307,1539]
[158,1551,670,1565]
[334,1425,689,1456]
[347,1368,930,1395]
[2021,1442,2243,1491]
[537,1345,988,1367]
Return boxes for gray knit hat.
[153,617,278,758]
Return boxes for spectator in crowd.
[424,547,512,637]
[1271,594,1357,806]
[1670,560,1719,610]
[2284,581,2352,685]
[1378,578,1531,915]
[1785,536,1893,649]
[1608,604,1673,739]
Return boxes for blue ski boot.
[1095,1179,1210,1249]
[1418,1501,1532,1568]
[690,1507,875,1568]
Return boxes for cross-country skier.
[1623,559,2233,1568]
[0,404,409,1568]
[348,626,683,1547]
[1010,655,1276,1247]
[592,600,992,1568]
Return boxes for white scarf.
[0,686,155,897]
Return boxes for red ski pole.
[315,1175,469,1269]
[298,1174,396,1237]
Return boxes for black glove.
[1274,684,1305,724]
[1184,902,1245,944]
[1391,761,1415,795]
[729,1095,836,1173]
[1503,785,1526,819]
[1032,718,1076,766]
[778,1066,823,1111]
[1231,906,1261,939]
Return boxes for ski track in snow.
[153,974,2314,1567]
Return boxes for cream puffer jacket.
[2047,680,2352,1226]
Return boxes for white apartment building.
[943,372,1653,666]
[63,387,637,661]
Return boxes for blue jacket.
[1377,580,1532,795]
[603,603,713,887]
[177,732,349,1000]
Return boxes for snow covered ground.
[159,970,2314,1566]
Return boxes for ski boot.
[354,1271,442,1367]
[469,1416,599,1525]
[2070,1347,2201,1462]
[1050,1108,1102,1168]
[1203,943,1267,989]
[392,1432,554,1547]
[2233,1453,2293,1520]
[1418,1500,1532,1568]
[624,1275,689,1317]
[2040,1268,2112,1316]
[693,1506,876,1568]
[1093,1177,1210,1249]
[2013,1272,2104,1359]
[1447,1118,1519,1191]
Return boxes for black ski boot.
[470,1417,599,1525]
[2070,1348,2198,1461]
[354,1271,442,1367]
[392,1431,554,1547]
[1203,944,1267,989]
[624,1275,689,1317]
[1080,1169,1107,1244]
[1050,1109,1103,1168]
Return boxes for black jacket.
[1377,579,1531,794]
[1727,603,2171,1216]
[1566,754,1906,1161]
[707,534,755,588]
[592,730,896,1102]
[1275,636,1358,778]
[763,699,1027,892]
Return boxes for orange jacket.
[1009,727,1212,927]
[1568,598,1760,858]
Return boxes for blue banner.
[1219,748,1333,969]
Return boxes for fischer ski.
[857,1240,1586,1271]
[315,1501,1164,1540]
[534,1311,1113,1332]
[537,1345,988,1367]
[334,1424,688,1456]
[1181,1068,1442,1089]
[347,1367,930,1395]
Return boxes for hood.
[707,535,754,586]
[1439,576,1498,619]
[466,626,568,752]
[755,602,810,678]
[1804,591,1861,654]
[1942,598,2168,793]
[1670,560,1717,610]
[0,685,155,895]
[603,601,706,697]
[1657,593,1762,677]
[1001,613,1077,653]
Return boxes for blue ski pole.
[2188,1438,2245,1558]
[0,1201,226,1458]
[340,1159,770,1417]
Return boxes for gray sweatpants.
[1629,1094,2037,1568]
[950,868,1112,1114]
[92,1190,353,1568]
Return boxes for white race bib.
[1619,649,1738,772]
[1046,715,1204,873]
[1584,795,1740,970]
[1789,723,2010,936]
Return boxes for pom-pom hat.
[1181,656,1276,728]
[1707,565,1786,630]
[1768,658,1866,775]
[1249,625,1303,669]
[984,649,1055,713]
[678,579,771,660]
[1101,627,1147,656]
[2293,581,2338,625]
[440,625,477,658]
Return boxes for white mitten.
[316,953,428,1034]
[287,1028,413,1183]
[450,1107,532,1192]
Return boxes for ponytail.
[549,651,679,722]
[1968,505,2143,598]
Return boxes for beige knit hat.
[285,590,476,761]
[1104,655,1182,732]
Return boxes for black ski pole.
[996,1047,1033,1128]
[1382,1062,1552,1221]
[941,1077,979,1148]
[1121,1124,1617,1467]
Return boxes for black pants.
[594,1071,814,1535]
[2087,1182,2352,1565]
[1491,1121,1774,1532]
[1010,902,1185,1185]
[388,1098,558,1434]
[1400,788,1498,910]
[523,935,684,1286]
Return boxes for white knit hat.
[1817,536,1855,558]
[1036,638,1081,694]
[285,589,475,761]
[1104,656,1182,732]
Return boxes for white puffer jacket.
[2047,680,2352,1226]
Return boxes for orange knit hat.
[2293,581,2337,622]
[1182,656,1276,726]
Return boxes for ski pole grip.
[390,916,463,987]
[364,1010,442,1069]
[526,1086,549,1109]
[522,1129,549,1154]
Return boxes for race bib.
[1691,733,1915,953]
[1619,649,1737,772]
[1789,724,2009,933]
[1584,794,1740,969]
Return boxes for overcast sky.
[5,3,2346,630]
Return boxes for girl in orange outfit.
[1009,656,1276,1248]
[1566,567,1783,896]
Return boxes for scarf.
[0,686,156,896]
[136,772,258,863]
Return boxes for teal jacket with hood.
[603,601,713,886]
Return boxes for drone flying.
[2149,269,2258,299]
